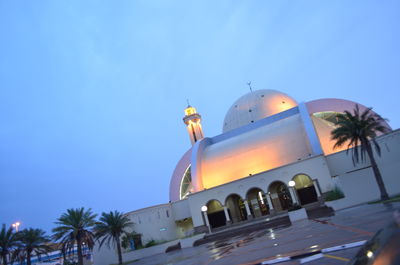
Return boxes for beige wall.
[201,114,313,189]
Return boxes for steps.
[193,215,291,246]
[306,205,335,219]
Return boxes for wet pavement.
[128,203,400,265]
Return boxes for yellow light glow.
[12,222,21,232]
[201,143,283,189]
[366,250,373,258]
[184,106,197,116]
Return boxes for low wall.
[122,240,179,262]
[95,234,205,265]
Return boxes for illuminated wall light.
[366,250,373,258]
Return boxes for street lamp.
[12,222,21,232]
[288,181,299,205]
[201,206,211,233]
[288,180,296,187]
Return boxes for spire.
[247,81,253,92]
[183,104,204,146]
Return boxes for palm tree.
[0,224,19,265]
[331,104,390,200]
[52,208,97,265]
[94,211,134,265]
[16,228,52,265]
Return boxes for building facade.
[94,89,400,264]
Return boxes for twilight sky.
[1,0,399,232]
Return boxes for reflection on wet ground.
[129,203,400,265]
[206,228,283,261]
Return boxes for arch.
[169,148,192,202]
[292,174,318,205]
[225,193,246,223]
[205,199,226,228]
[306,99,392,155]
[245,186,267,196]
[245,187,270,218]
[268,181,292,211]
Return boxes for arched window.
[312,111,342,125]
[292,174,313,189]
[179,165,192,200]
[205,200,226,228]
[292,174,318,205]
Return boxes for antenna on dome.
[247,81,253,92]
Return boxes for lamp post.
[288,181,300,205]
[12,222,21,232]
[201,206,211,233]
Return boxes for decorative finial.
[247,81,252,92]
[186,99,190,107]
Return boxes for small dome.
[223,89,297,133]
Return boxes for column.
[313,179,324,203]
[202,211,212,233]
[313,179,321,197]
[244,200,253,219]
[223,206,231,225]
[266,193,275,214]
[289,187,299,205]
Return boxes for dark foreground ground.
[128,202,400,265]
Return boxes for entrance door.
[206,200,226,228]
[268,181,293,211]
[246,188,269,218]
[225,194,246,223]
[292,174,318,205]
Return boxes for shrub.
[288,204,302,212]
[324,186,345,201]
[144,240,157,248]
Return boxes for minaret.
[183,104,204,145]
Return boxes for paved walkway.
[128,202,399,265]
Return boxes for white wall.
[92,242,118,265]
[126,203,177,244]
[188,155,334,227]
[171,199,191,220]
[325,129,400,209]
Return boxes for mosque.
[95,89,400,263]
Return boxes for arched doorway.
[292,174,318,205]
[246,188,270,218]
[206,200,226,228]
[225,194,247,223]
[268,181,292,211]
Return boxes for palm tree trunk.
[26,251,31,265]
[366,142,389,200]
[2,254,7,265]
[76,239,84,265]
[116,236,123,265]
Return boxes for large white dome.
[223,89,298,133]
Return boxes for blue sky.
[1,0,399,232]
